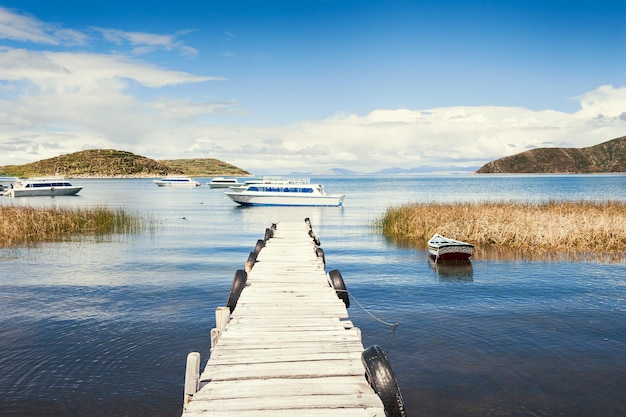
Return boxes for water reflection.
[428,258,474,281]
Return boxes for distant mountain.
[289,168,363,176]
[372,166,479,175]
[477,136,626,174]
[0,149,250,178]
[288,166,478,176]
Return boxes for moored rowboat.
[428,233,474,260]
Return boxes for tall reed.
[0,206,148,247]
[378,200,626,261]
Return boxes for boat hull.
[154,182,200,187]
[225,192,345,207]
[428,245,474,260]
[153,178,200,187]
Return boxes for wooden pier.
[182,220,405,417]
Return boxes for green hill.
[477,135,626,174]
[0,149,251,178]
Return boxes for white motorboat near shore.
[427,233,474,260]
[224,177,345,206]
[153,176,200,187]
[4,177,82,197]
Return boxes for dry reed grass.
[0,205,146,247]
[378,200,626,261]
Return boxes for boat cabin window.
[248,186,314,193]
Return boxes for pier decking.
[181,220,398,416]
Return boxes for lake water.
[1,175,625,417]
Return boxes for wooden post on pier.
[183,352,200,406]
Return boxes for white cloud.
[158,86,625,174]
[93,28,199,57]
[0,6,196,56]
[576,85,626,119]
[0,6,85,45]
[0,47,228,164]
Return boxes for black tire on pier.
[246,251,257,266]
[264,227,273,241]
[361,345,407,417]
[226,269,247,312]
[253,239,265,254]
[308,229,320,246]
[328,269,349,308]
[316,247,325,265]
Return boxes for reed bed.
[0,205,148,247]
[378,200,626,261]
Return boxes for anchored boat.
[224,177,345,206]
[153,176,201,187]
[428,233,474,260]
[207,177,240,188]
[4,177,82,197]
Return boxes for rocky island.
[477,135,626,174]
[0,149,250,178]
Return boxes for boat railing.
[262,176,310,184]
[25,176,67,182]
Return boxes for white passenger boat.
[153,176,200,187]
[427,234,474,260]
[4,177,83,197]
[224,177,345,206]
[207,177,240,188]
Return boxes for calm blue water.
[1,175,625,417]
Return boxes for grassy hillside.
[0,149,250,178]
[477,135,626,174]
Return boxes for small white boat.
[224,177,345,207]
[4,177,82,197]
[207,177,240,188]
[153,176,200,187]
[427,234,474,260]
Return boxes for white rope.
[335,288,400,354]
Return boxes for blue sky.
[1,0,625,174]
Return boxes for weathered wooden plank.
[207,349,364,366]
[194,376,375,399]
[226,316,353,327]
[186,393,383,412]
[183,409,385,417]
[202,359,365,381]
[216,328,360,342]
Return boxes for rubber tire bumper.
[328,269,349,308]
[226,269,247,312]
[361,345,407,417]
